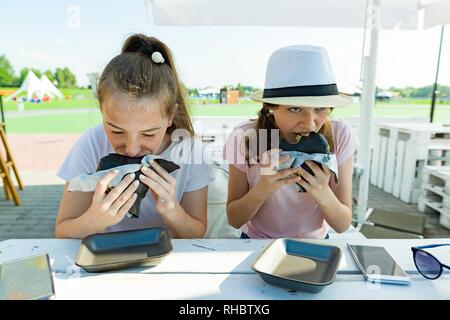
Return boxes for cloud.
[14,47,94,86]
[16,48,62,65]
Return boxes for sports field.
[2,88,449,133]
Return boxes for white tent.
[376,90,393,99]
[6,70,41,101]
[150,0,450,225]
[198,87,221,95]
[40,74,63,99]
[6,70,63,101]
[338,83,363,96]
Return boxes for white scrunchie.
[151,51,165,64]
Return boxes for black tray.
[252,239,341,293]
[75,228,172,272]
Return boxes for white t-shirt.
[57,125,215,232]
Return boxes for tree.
[15,68,43,86]
[43,69,55,83]
[236,83,244,96]
[31,68,42,78]
[187,87,199,96]
[0,54,16,87]
[54,67,77,88]
[16,67,30,86]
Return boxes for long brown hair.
[97,33,194,135]
[245,103,334,165]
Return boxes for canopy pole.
[357,0,380,225]
[430,25,445,123]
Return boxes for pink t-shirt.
[222,119,358,239]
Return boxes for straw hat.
[251,45,352,107]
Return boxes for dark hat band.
[262,83,339,98]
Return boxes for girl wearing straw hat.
[223,45,358,239]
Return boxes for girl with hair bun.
[56,34,213,239]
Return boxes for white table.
[1,238,450,300]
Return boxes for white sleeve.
[56,128,101,181]
[184,163,215,192]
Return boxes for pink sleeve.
[222,124,250,173]
[333,120,359,165]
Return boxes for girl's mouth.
[292,132,312,142]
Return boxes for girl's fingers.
[141,166,172,193]
[103,173,136,207]
[109,180,140,214]
[263,154,290,168]
[139,171,172,193]
[93,169,119,202]
[299,166,314,182]
[275,167,299,180]
[322,165,332,177]
[149,161,176,185]
[116,193,138,220]
[279,175,302,186]
[296,178,310,191]
[140,175,170,199]
[305,161,322,176]
[278,155,291,164]
[150,189,158,201]
[261,149,281,166]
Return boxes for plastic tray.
[0,254,55,300]
[252,239,341,293]
[75,227,172,272]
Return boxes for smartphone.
[347,244,411,285]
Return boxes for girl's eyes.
[289,107,301,113]
[288,107,327,113]
[111,131,154,138]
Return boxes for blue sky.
[1,0,449,89]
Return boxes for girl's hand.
[139,160,177,216]
[83,170,139,233]
[256,149,302,198]
[296,160,332,200]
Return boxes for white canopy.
[339,83,363,96]
[6,71,63,101]
[150,0,450,224]
[152,0,424,29]
[198,87,221,95]
[40,74,63,99]
[6,71,41,101]
[377,90,394,98]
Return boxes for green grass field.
[1,88,98,111]
[4,102,450,133]
[2,87,450,133]
[4,111,103,133]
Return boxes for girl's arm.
[226,164,301,229]
[55,183,97,239]
[321,157,353,233]
[298,158,353,233]
[160,187,208,239]
[55,171,138,239]
[226,165,264,229]
[138,161,208,238]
